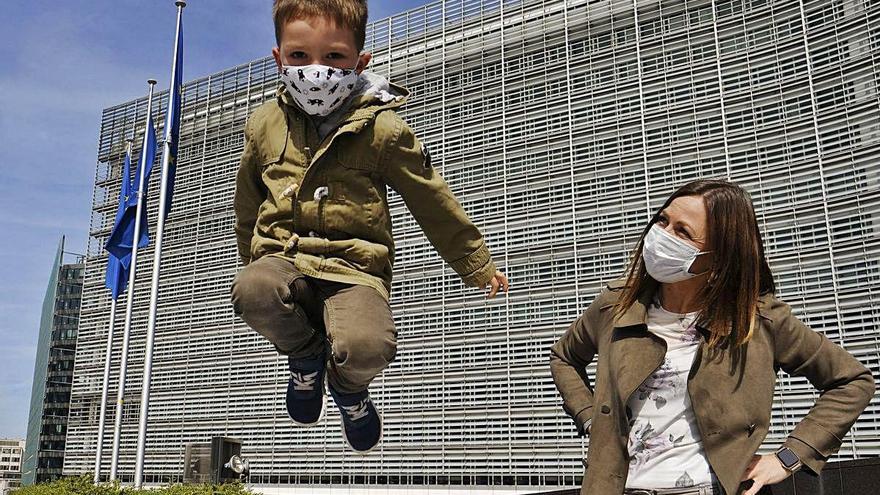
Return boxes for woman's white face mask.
[642,224,711,283]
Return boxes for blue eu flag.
[105,114,158,265]
[104,149,134,299]
[162,16,183,217]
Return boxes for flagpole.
[94,297,116,483]
[134,2,184,487]
[93,137,133,483]
[109,79,157,481]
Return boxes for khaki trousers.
[231,255,397,394]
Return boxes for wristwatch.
[775,446,802,473]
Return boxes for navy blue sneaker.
[286,355,326,426]
[329,386,382,453]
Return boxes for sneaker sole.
[340,405,383,454]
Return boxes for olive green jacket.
[550,279,874,495]
[234,85,497,299]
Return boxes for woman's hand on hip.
[740,454,791,495]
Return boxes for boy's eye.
[289,51,307,59]
[327,52,346,59]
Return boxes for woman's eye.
[656,217,668,226]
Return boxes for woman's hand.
[485,271,509,298]
[740,454,792,495]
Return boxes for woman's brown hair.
[615,179,775,348]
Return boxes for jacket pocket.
[343,239,374,273]
[321,181,376,239]
[328,238,388,276]
[335,142,378,172]
[261,162,302,210]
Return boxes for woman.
[550,180,874,495]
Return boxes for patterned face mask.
[280,63,360,117]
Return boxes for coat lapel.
[607,285,668,417]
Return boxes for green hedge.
[11,474,255,495]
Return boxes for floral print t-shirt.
[624,300,713,489]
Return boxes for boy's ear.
[272,47,283,73]
[356,52,372,74]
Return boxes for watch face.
[777,448,800,468]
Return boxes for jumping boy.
[231,0,509,453]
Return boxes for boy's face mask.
[642,224,712,284]
[280,63,360,117]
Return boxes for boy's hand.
[484,271,509,299]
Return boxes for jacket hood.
[345,71,408,110]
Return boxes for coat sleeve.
[770,296,875,474]
[380,116,496,288]
[233,117,268,266]
[549,290,609,436]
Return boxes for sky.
[0,0,428,440]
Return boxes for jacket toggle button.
[600,405,611,414]
[284,233,299,251]
[281,183,299,198]
[314,186,329,201]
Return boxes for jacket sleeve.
[549,291,607,436]
[381,118,496,288]
[233,117,267,266]
[770,296,875,474]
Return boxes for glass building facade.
[65,0,879,490]
[23,239,84,485]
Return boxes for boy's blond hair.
[273,0,368,52]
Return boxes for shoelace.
[291,371,318,391]
[340,399,371,422]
